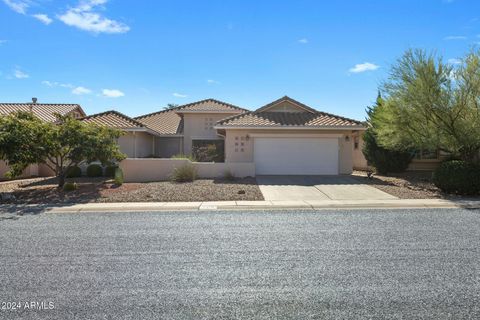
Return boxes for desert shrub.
[63,182,77,192]
[433,160,480,195]
[362,128,413,175]
[224,169,235,181]
[171,164,197,182]
[104,165,118,178]
[114,168,124,185]
[171,154,197,161]
[86,164,103,177]
[65,166,82,178]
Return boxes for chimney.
[32,97,38,104]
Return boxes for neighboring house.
[0,98,86,180]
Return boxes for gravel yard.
[0,177,263,204]
[351,170,446,199]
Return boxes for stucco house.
[0,99,86,179]
[82,99,247,158]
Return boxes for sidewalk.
[1,199,480,214]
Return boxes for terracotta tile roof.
[134,99,247,135]
[216,96,364,128]
[0,103,85,122]
[134,108,183,135]
[81,110,146,129]
[175,98,247,113]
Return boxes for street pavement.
[1,208,479,319]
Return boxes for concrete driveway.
[257,175,397,200]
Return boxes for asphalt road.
[1,209,479,320]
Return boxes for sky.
[0,0,479,120]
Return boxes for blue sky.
[0,0,479,120]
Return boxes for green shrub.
[433,160,480,195]
[104,165,118,177]
[171,164,197,182]
[114,168,124,185]
[171,154,197,161]
[362,128,413,175]
[224,169,235,181]
[65,166,82,178]
[86,164,103,177]
[63,182,78,192]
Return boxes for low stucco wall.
[119,158,255,182]
[0,161,41,180]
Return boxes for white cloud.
[298,38,308,44]
[2,0,29,14]
[32,13,53,25]
[72,86,92,95]
[349,62,379,73]
[42,80,74,88]
[448,58,462,65]
[207,79,220,84]
[102,89,124,98]
[0,40,6,45]
[58,0,130,34]
[14,68,29,79]
[444,35,467,40]
[173,92,187,98]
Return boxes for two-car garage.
[253,137,339,175]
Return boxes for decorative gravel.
[1,177,263,204]
[351,171,444,199]
[97,178,263,202]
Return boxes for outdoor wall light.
[245,135,250,141]
[345,135,350,142]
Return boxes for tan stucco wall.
[118,131,154,158]
[224,129,357,174]
[182,113,237,154]
[0,161,42,180]
[352,132,369,170]
[119,158,255,182]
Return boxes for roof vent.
[32,97,38,104]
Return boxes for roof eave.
[214,125,366,130]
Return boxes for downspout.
[133,132,137,158]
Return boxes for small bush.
[171,164,197,182]
[224,169,235,181]
[104,165,118,178]
[86,164,103,177]
[433,160,480,195]
[65,166,82,178]
[171,154,197,161]
[114,168,124,185]
[63,182,78,192]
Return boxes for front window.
[192,140,225,162]
[414,149,439,160]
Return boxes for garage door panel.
[254,137,339,175]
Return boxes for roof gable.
[0,103,86,122]
[81,110,146,129]
[175,98,247,113]
[254,96,318,114]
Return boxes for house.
[82,99,247,158]
[214,96,366,175]
[0,98,86,179]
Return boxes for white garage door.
[254,137,339,175]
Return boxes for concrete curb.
[2,199,480,214]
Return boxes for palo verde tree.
[362,93,413,174]
[376,48,480,163]
[0,112,126,187]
